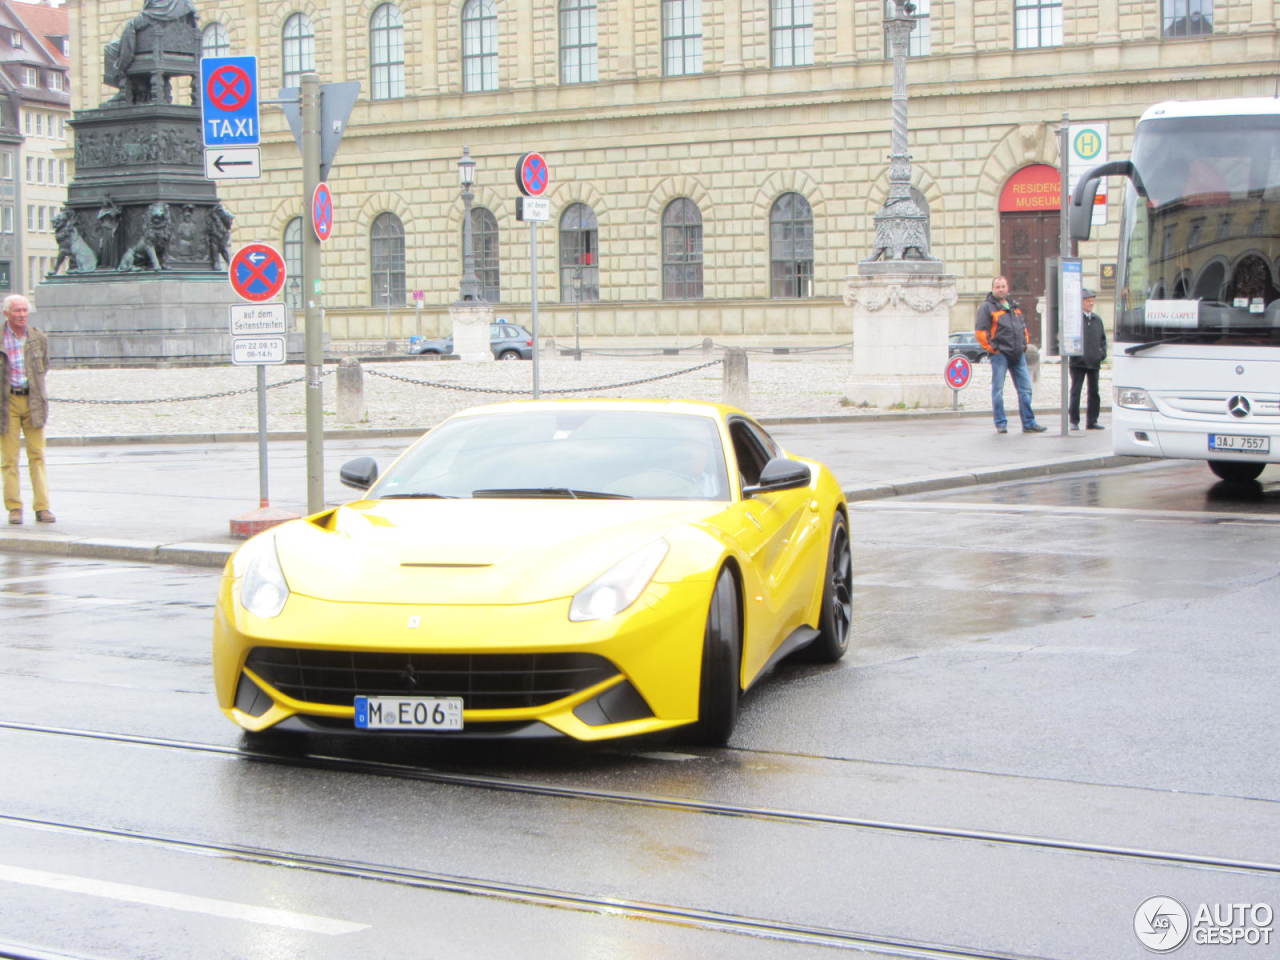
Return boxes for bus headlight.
[1115,387,1156,411]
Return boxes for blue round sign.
[312,182,333,243]
[515,152,549,197]
[946,356,972,390]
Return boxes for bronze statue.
[104,0,200,105]
[51,209,99,274]
[118,202,174,270]
[207,204,234,270]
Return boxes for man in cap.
[1069,288,1108,430]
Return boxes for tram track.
[2,719,1276,878]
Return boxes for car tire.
[497,349,522,360]
[1209,460,1266,483]
[796,512,852,663]
[684,568,741,746]
[420,349,441,356]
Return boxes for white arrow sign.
[204,147,261,181]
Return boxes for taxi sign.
[201,56,260,146]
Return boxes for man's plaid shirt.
[3,321,27,389]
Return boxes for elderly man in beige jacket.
[2,293,54,524]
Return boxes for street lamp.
[457,147,482,303]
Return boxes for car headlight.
[235,534,290,619]
[1115,387,1156,411]
[569,539,669,622]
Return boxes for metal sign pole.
[531,221,540,399]
[1058,112,1070,436]
[302,74,324,512]
[256,364,269,506]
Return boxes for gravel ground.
[42,348,1107,439]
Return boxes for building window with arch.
[467,207,501,302]
[371,212,405,307]
[282,13,315,89]
[1013,0,1062,49]
[201,22,229,58]
[370,4,405,99]
[771,0,813,67]
[560,0,598,84]
[1163,0,1212,36]
[284,218,302,308]
[884,0,930,57]
[559,203,599,302]
[770,193,813,298]
[462,0,498,93]
[662,0,702,77]
[662,198,703,300]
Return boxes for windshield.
[1117,114,1280,345]
[370,410,732,501]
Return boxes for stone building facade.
[64,0,1279,343]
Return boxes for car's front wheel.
[1209,460,1266,483]
[684,568,741,746]
[797,512,852,663]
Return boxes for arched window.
[371,212,405,306]
[662,198,702,300]
[559,203,598,302]
[284,217,302,308]
[462,0,498,93]
[370,4,405,100]
[282,13,315,89]
[560,0,598,84]
[772,0,813,67]
[468,207,501,302]
[662,0,702,76]
[201,22,230,58]
[770,193,813,298]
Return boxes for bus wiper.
[1125,334,1203,355]
[471,487,633,499]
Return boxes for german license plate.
[354,696,463,730]
[1208,434,1270,454]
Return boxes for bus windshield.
[1117,114,1280,345]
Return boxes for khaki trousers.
[2,392,49,512]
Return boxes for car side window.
[728,419,770,486]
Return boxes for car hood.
[270,499,724,605]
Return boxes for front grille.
[245,647,617,710]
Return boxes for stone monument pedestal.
[844,264,958,409]
[34,273,304,365]
[450,300,494,361]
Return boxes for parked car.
[948,331,988,362]
[212,399,852,746]
[408,322,534,360]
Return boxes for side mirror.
[742,457,811,497]
[339,456,378,491]
[1068,176,1100,242]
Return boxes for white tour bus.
[1070,97,1280,483]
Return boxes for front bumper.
[212,574,709,741]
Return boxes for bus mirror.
[1069,178,1099,242]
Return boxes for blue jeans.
[989,351,1037,429]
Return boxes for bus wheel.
[1209,460,1266,483]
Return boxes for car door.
[720,417,822,684]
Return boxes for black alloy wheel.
[797,512,853,663]
[684,568,741,746]
[1209,460,1266,483]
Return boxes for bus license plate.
[354,696,463,730]
[1208,434,1269,454]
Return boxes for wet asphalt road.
[1,460,1278,959]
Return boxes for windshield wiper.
[1125,334,1204,355]
[471,487,633,500]
[380,492,457,499]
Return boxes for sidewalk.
[0,411,1132,568]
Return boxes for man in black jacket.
[975,276,1046,434]
[1069,289,1108,430]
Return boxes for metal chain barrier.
[365,358,724,396]
[49,369,335,405]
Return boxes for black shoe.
[996,425,1008,434]
[1087,423,1105,430]
[1023,424,1047,433]
[1070,423,1080,431]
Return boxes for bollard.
[701,336,714,355]
[336,357,367,424]
[722,347,749,411]
[1026,343,1041,383]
